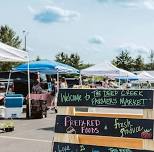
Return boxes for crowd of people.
[101,79,119,88]
[84,78,153,89]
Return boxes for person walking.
[50,79,58,113]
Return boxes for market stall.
[0,41,28,119]
[13,60,79,118]
[80,62,138,87]
[81,62,136,77]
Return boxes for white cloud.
[98,0,154,10]
[117,43,149,54]
[88,35,104,45]
[32,5,80,23]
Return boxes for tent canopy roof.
[81,62,136,77]
[0,41,28,62]
[13,60,79,74]
[138,71,154,81]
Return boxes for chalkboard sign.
[57,89,153,109]
[55,115,154,139]
[53,142,153,152]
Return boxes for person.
[108,79,118,88]
[49,79,58,113]
[125,80,132,89]
[146,81,151,89]
[108,79,113,88]
[139,83,144,89]
[60,77,68,88]
[103,78,109,88]
[32,80,42,94]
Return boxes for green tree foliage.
[55,52,91,70]
[36,56,41,61]
[112,50,147,71]
[55,52,69,65]
[0,25,22,71]
[0,25,21,48]
[133,55,144,71]
[149,50,154,64]
[146,49,154,70]
[112,50,134,71]
[69,53,81,69]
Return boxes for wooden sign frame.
[53,89,154,151]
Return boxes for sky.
[1,0,154,64]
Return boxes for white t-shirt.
[60,82,67,89]
[126,82,132,88]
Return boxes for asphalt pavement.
[0,111,56,152]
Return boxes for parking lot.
[0,111,56,152]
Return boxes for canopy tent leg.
[27,52,31,118]
[6,70,12,94]
[118,78,121,87]
[126,74,128,83]
[92,76,95,86]
[79,72,82,86]
[57,71,59,93]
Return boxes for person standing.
[50,79,58,113]
[125,80,132,89]
[32,80,42,94]
[146,81,151,89]
[60,77,68,89]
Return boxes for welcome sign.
[58,89,153,109]
[55,115,153,139]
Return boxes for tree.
[112,50,134,71]
[55,52,69,65]
[36,56,41,61]
[69,53,81,69]
[133,55,144,71]
[148,49,154,70]
[0,25,22,71]
[55,51,91,70]
[55,52,81,68]
[0,25,21,48]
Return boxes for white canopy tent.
[0,41,29,117]
[0,41,28,92]
[137,71,154,81]
[0,41,28,90]
[0,41,28,62]
[80,62,136,77]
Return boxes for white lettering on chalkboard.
[57,145,72,152]
[114,118,144,137]
[64,116,101,135]
[108,148,132,152]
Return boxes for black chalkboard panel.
[55,115,154,139]
[57,89,154,109]
[53,142,153,152]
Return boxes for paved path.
[0,111,56,152]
